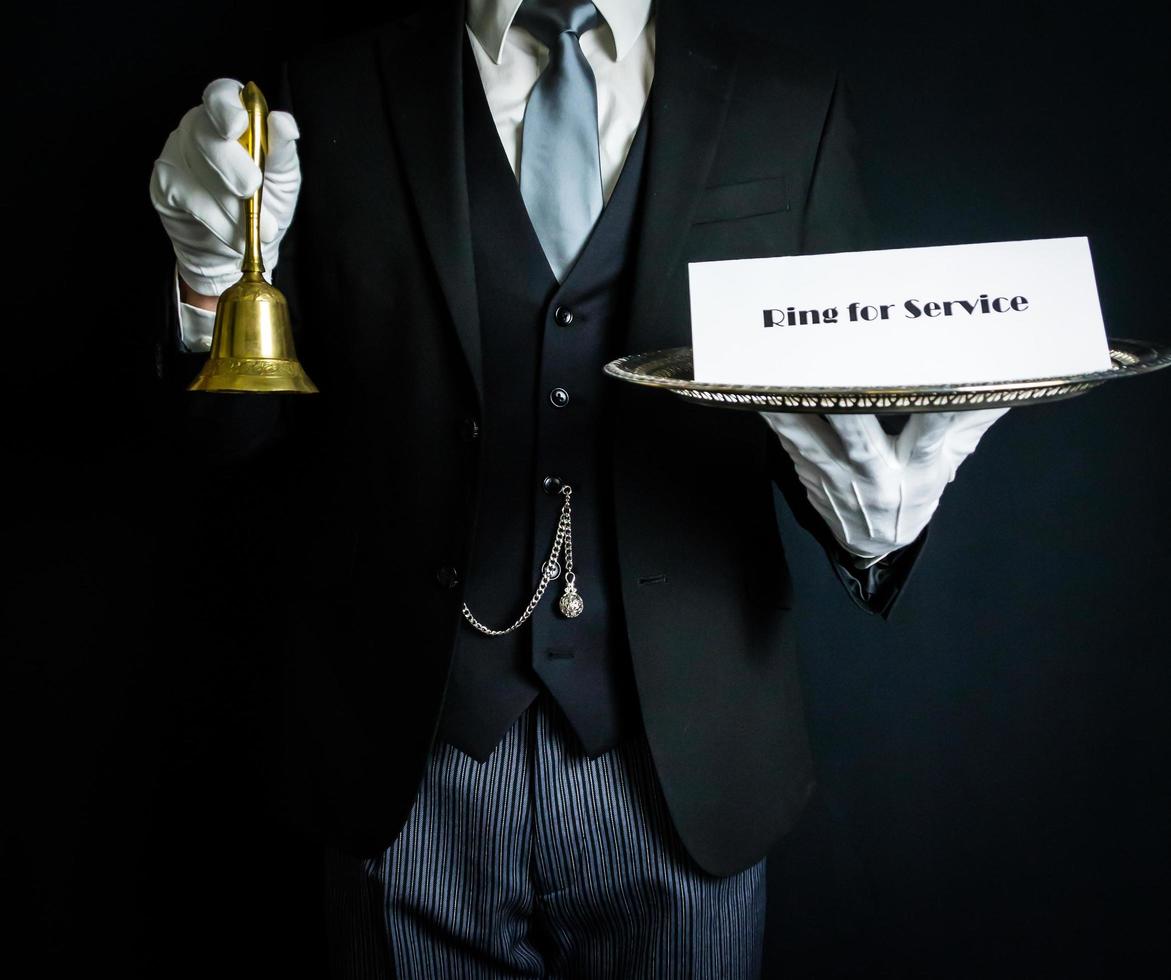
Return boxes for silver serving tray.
[603,338,1171,413]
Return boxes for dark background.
[5,1,1168,976]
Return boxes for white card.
[688,237,1112,387]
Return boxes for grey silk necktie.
[514,0,605,282]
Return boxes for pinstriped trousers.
[322,686,767,978]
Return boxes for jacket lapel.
[625,1,738,353]
[374,1,484,404]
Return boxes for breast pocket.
[691,174,791,225]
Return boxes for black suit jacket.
[156,0,929,877]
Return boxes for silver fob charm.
[559,578,584,618]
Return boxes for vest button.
[554,306,574,326]
[549,387,570,408]
[542,475,563,495]
[435,565,460,589]
[460,416,480,441]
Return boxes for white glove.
[761,408,1009,561]
[150,77,302,297]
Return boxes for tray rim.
[602,336,1171,398]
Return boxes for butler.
[150,0,1007,975]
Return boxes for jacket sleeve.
[765,68,929,620]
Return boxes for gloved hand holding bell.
[151,78,316,393]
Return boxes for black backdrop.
[5,2,1168,976]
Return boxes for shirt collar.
[466,0,654,64]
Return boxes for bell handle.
[236,81,269,278]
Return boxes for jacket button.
[549,387,570,408]
[460,416,480,441]
[542,475,562,495]
[435,565,460,589]
[554,306,574,326]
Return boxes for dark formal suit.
[156,0,928,894]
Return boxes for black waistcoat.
[434,37,648,762]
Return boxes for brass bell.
[189,81,318,394]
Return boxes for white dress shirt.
[175,0,655,353]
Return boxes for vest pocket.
[691,174,790,224]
